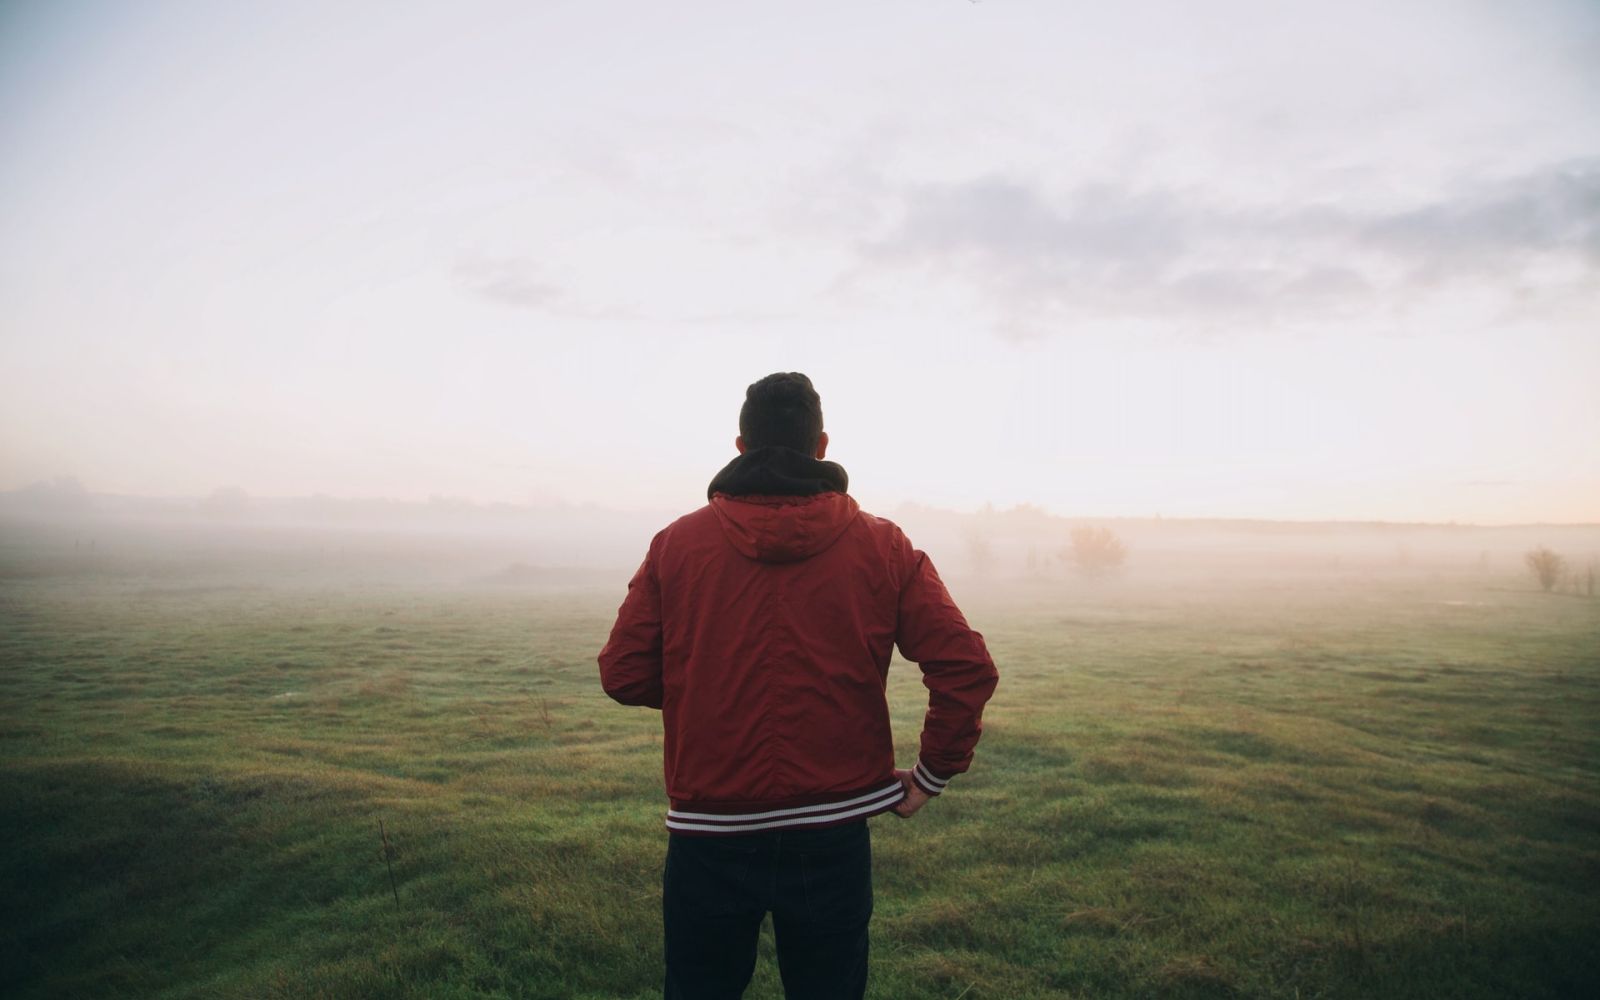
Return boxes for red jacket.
[599,453,998,835]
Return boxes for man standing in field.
[598,372,999,1000]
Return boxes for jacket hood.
[707,446,858,563]
[707,445,849,500]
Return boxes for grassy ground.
[1,572,1597,998]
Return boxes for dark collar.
[706,446,850,500]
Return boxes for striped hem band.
[912,760,951,797]
[666,781,905,834]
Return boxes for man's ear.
[735,436,746,454]
[815,432,829,459]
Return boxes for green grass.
[1,574,1597,998]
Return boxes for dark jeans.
[663,820,873,1000]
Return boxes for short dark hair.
[739,372,824,453]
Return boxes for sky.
[1,0,1597,523]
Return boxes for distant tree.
[1524,547,1566,593]
[964,529,995,578]
[16,475,90,512]
[200,486,251,516]
[1064,526,1127,579]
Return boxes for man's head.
[736,372,828,459]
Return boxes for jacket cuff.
[911,759,953,797]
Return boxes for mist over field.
[3,481,1596,593]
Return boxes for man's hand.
[892,768,932,818]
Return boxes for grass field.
[2,565,1598,998]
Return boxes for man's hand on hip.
[891,768,931,818]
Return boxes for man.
[598,372,998,1000]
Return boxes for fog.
[4,484,1595,601]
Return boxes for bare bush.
[1064,526,1127,579]
[1524,547,1565,593]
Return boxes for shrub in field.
[1064,526,1128,579]
[1524,546,1565,593]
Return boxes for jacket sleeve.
[894,538,998,796]
[597,535,665,709]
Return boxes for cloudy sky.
[2,0,1597,522]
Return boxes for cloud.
[858,159,1600,338]
[451,255,791,327]
[452,257,642,320]
[1361,162,1600,273]
[453,258,565,310]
